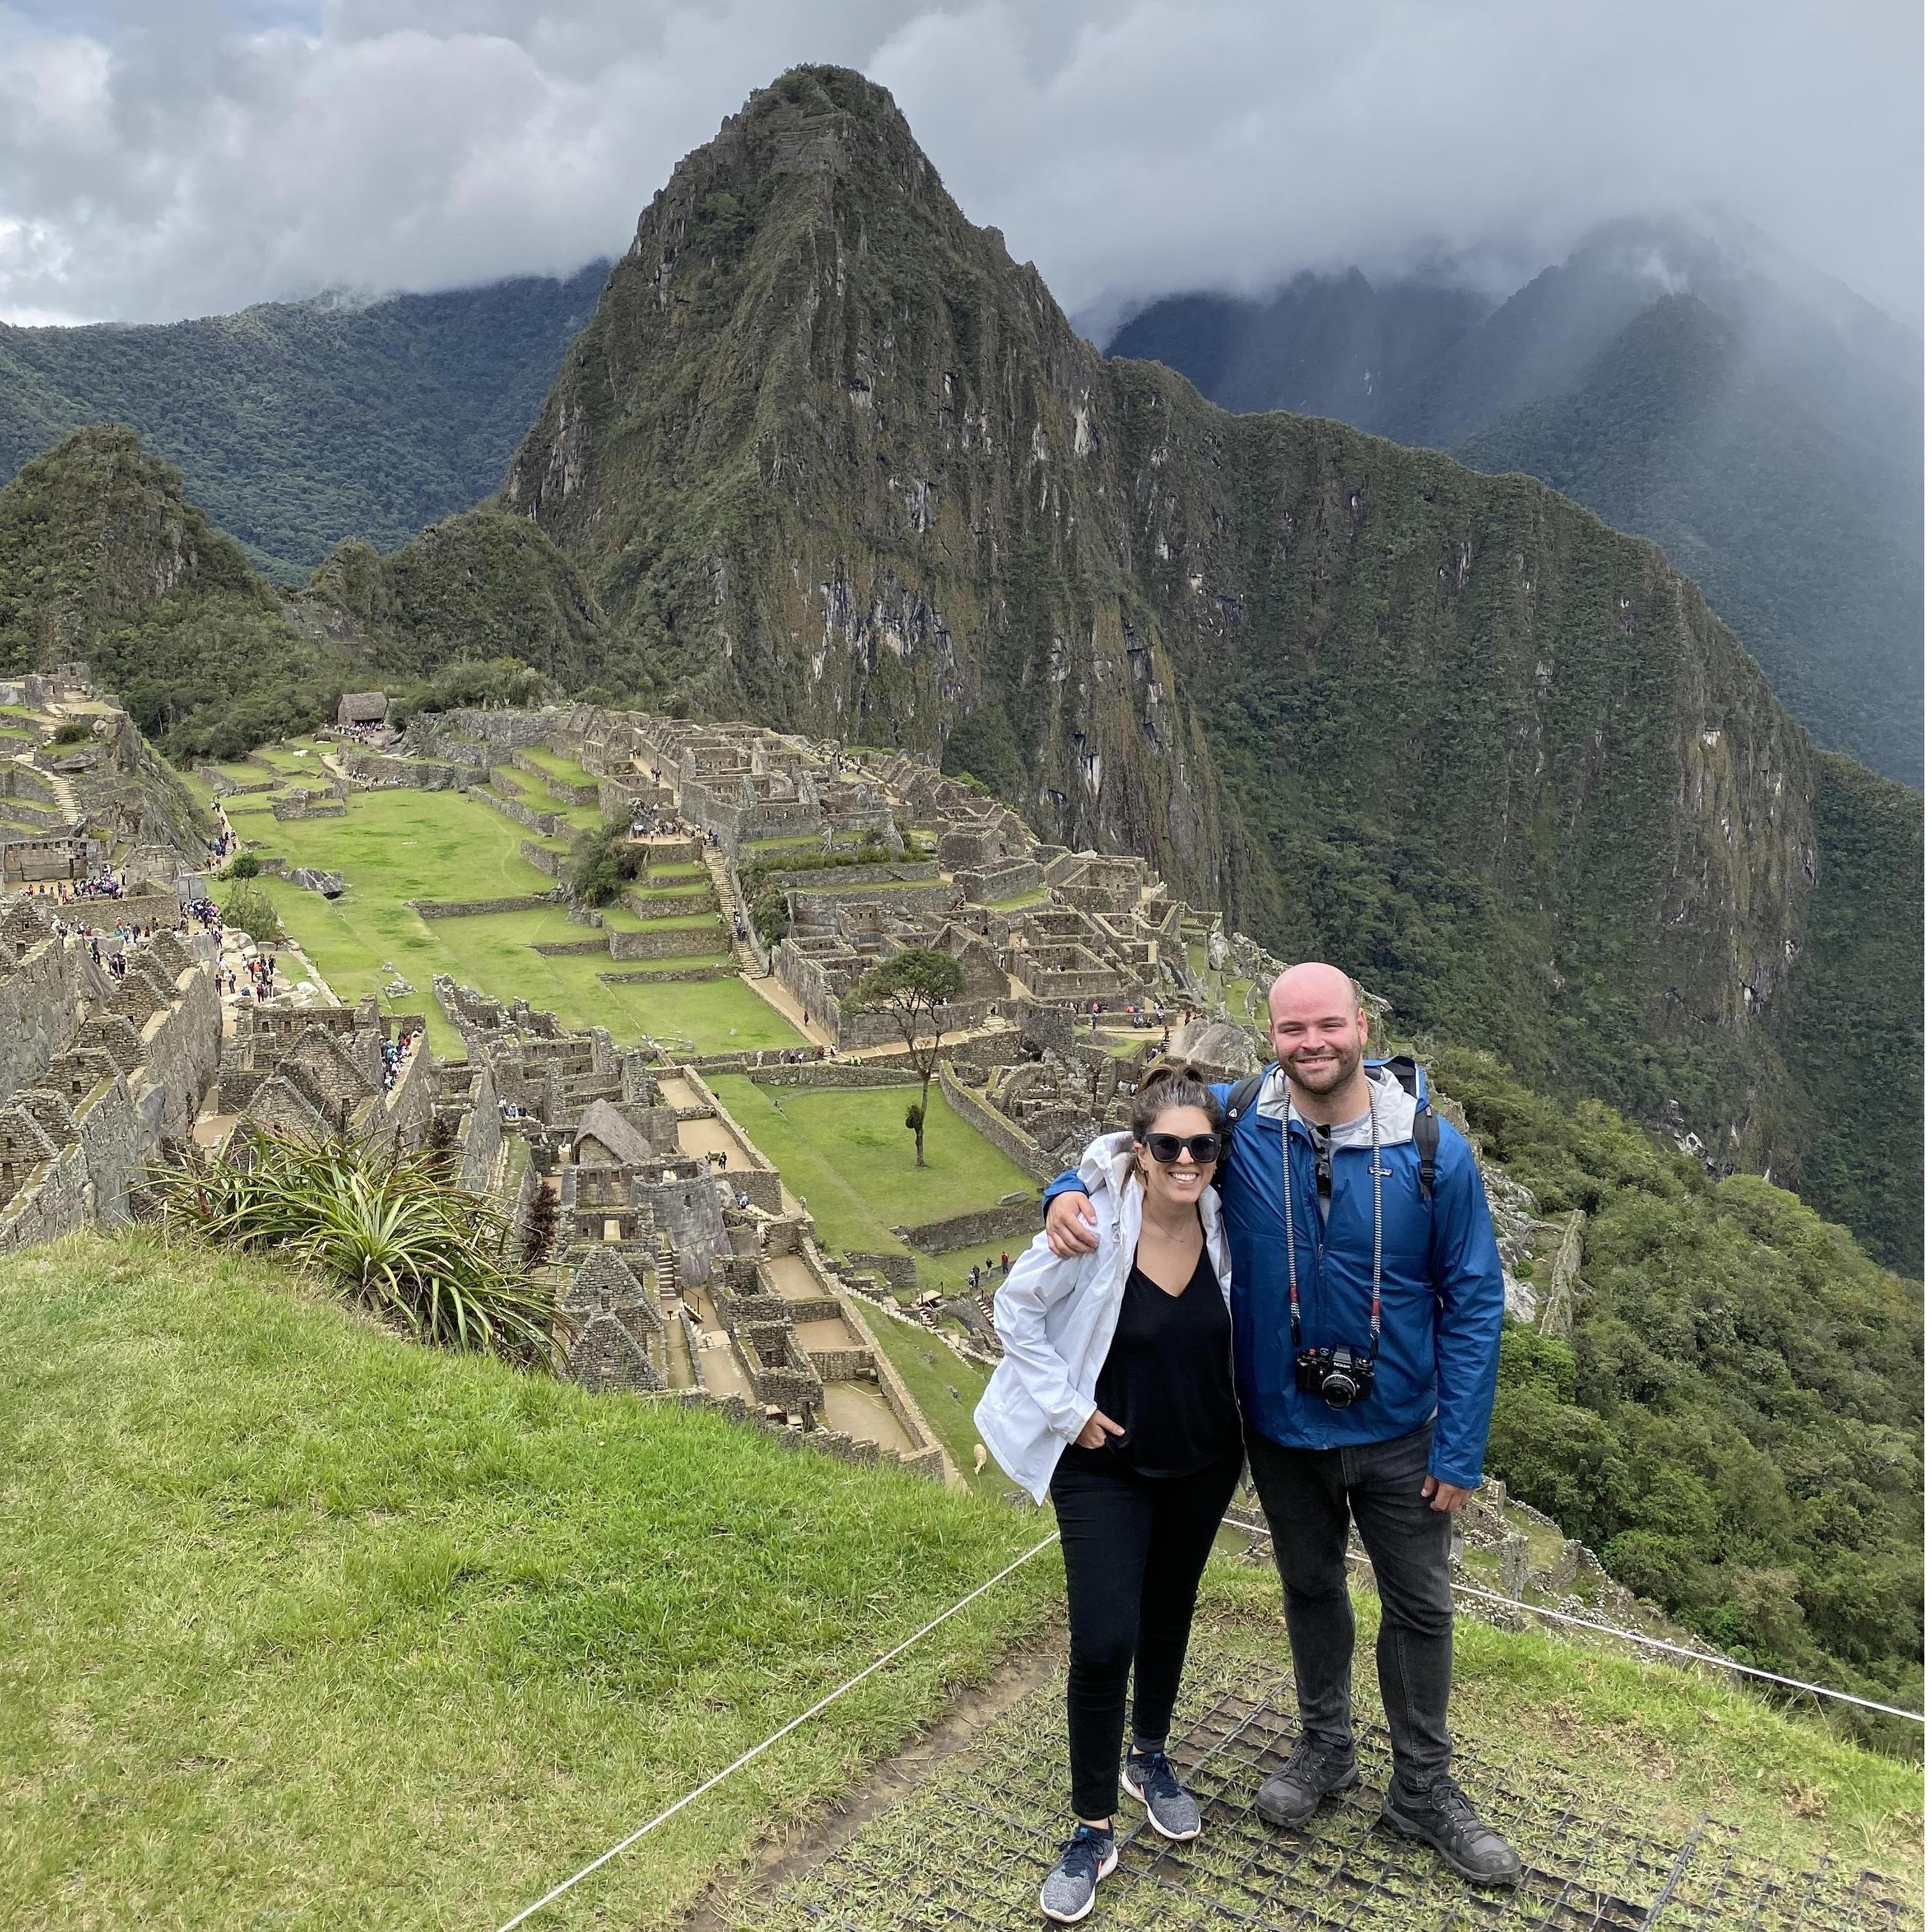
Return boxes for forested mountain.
[0,265,609,580]
[0,428,589,760]
[1109,219,1924,784]
[0,71,1919,1280]
[496,67,1919,1268]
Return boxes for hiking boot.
[1039,1823,1118,1924]
[1380,1774,1524,1887]
[1121,1747,1202,1841]
[1255,1735,1360,1826]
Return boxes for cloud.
[0,0,1919,329]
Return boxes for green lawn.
[709,1079,1034,1257]
[245,787,557,904]
[230,787,794,1055]
[492,765,602,831]
[515,745,600,789]
[259,884,798,1058]
[0,1232,1053,1930]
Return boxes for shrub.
[220,880,282,942]
[220,853,260,880]
[147,1130,558,1366]
[566,817,644,906]
[50,719,93,746]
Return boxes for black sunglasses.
[1143,1132,1221,1166]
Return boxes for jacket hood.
[1256,1063,1420,1147]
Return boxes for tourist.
[978,1063,1243,1924]
[1043,965,1519,1887]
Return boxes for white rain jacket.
[974,1133,1232,1503]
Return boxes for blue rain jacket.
[1043,1062,1504,1487]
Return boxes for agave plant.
[149,1130,560,1367]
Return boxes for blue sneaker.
[1121,1747,1202,1840]
[1039,1822,1118,1923]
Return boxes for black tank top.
[1064,1239,1243,1479]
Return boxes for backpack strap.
[1226,1060,1439,1204]
[1224,1069,1269,1121]
[1412,1102,1439,1206]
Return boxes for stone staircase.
[701,844,767,974]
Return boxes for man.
[1044,963,1519,1887]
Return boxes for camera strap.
[1280,1083,1383,1360]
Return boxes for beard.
[1281,1037,1363,1098]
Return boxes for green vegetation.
[1434,1043,1923,1746]
[311,506,613,690]
[847,949,968,1167]
[150,1132,554,1362]
[565,814,644,905]
[0,264,608,580]
[483,65,1917,1271]
[710,1078,1032,1258]
[219,879,283,943]
[0,1231,1051,1928]
[1766,753,1924,1273]
[0,427,360,761]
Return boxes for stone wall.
[597,963,735,983]
[520,839,566,879]
[343,749,485,790]
[456,1063,503,1193]
[471,783,562,839]
[408,893,554,919]
[406,707,557,756]
[619,884,715,919]
[901,1198,1042,1253]
[937,1060,1057,1181]
[955,858,1044,902]
[785,879,956,919]
[133,962,223,1141]
[747,1063,918,1089]
[607,923,726,960]
[842,1248,917,1288]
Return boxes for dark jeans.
[1049,1450,1244,1820]
[1245,1420,1455,1789]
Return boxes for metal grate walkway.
[747,1661,1919,1932]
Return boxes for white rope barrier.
[491,1531,1061,1931]
[1220,1516,1924,1724]
[493,1497,1917,1928]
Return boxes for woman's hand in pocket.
[1074,1408,1125,1450]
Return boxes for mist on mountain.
[1107,212,1924,783]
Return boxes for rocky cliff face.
[498,68,1914,1251]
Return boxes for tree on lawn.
[847,948,967,1169]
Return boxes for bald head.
[1269,962,1359,1020]
[1266,962,1370,1113]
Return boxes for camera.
[1295,1345,1376,1409]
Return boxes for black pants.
[1049,1450,1244,1820]
[1245,1420,1455,1789]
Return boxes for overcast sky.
[0,0,1921,331]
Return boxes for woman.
[976,1063,1243,1925]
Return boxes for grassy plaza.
[708,1078,1035,1257]
[221,781,802,1057]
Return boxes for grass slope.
[0,1233,1052,1930]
